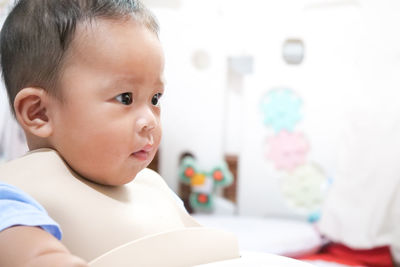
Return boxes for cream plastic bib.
[0,148,239,264]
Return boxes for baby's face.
[48,18,164,185]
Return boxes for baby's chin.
[97,174,138,186]
[81,169,143,186]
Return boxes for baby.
[0,0,202,266]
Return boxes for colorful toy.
[179,156,233,213]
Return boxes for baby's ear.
[14,87,53,138]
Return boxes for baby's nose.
[136,117,156,132]
[136,109,156,132]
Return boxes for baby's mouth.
[131,150,149,161]
[131,144,153,161]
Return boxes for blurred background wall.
[143,0,400,217]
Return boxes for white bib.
[0,148,217,261]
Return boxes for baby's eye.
[151,93,162,106]
[115,92,133,105]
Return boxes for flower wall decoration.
[281,163,329,217]
[261,88,330,222]
[266,131,309,171]
[260,88,302,132]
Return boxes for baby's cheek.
[154,130,162,149]
[156,125,162,141]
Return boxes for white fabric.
[193,215,323,257]
[195,252,315,267]
[317,101,400,263]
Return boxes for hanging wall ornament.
[191,49,211,71]
[260,87,331,222]
[260,88,302,132]
[280,163,331,222]
[266,131,309,171]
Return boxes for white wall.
[154,1,227,192]
[237,0,400,217]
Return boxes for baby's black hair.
[0,0,159,112]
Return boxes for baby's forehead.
[61,19,128,67]
[69,18,123,47]
[67,17,150,57]
[58,17,164,93]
